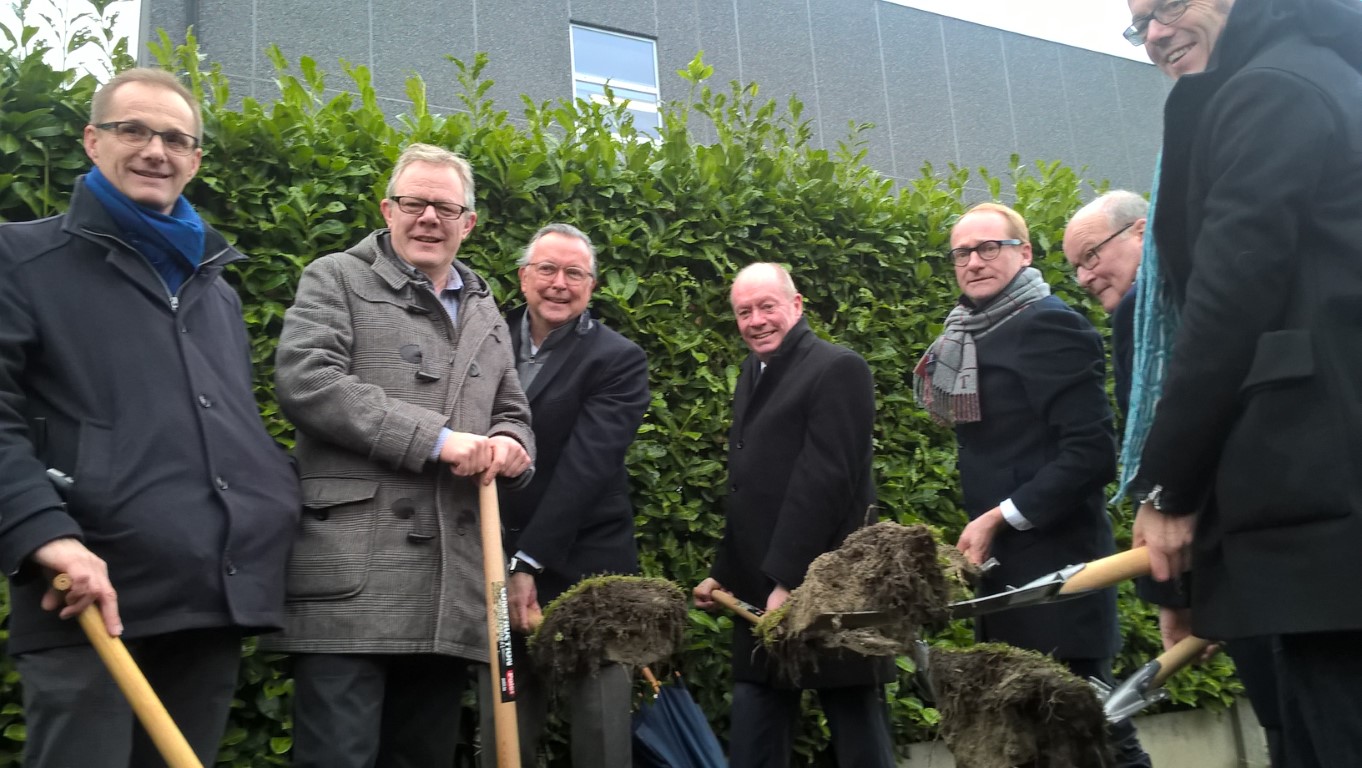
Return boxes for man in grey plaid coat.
[267,143,535,768]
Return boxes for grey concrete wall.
[140,0,1169,199]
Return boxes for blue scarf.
[83,167,206,294]
[1115,155,1181,500]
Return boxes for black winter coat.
[0,180,301,654]
[501,308,649,603]
[1135,0,1362,639]
[954,295,1120,660]
[711,318,889,688]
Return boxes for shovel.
[710,590,892,633]
[51,573,204,768]
[1092,635,1213,722]
[948,547,1151,619]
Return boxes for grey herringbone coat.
[263,230,534,660]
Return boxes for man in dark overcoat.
[477,223,650,767]
[1123,0,1362,763]
[916,203,1148,767]
[694,262,894,768]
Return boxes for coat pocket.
[1217,329,1350,533]
[285,477,380,600]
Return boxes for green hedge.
[0,7,1243,766]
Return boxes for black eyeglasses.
[1124,0,1190,45]
[1074,222,1135,270]
[526,262,593,285]
[96,121,200,155]
[388,195,470,220]
[948,239,1023,267]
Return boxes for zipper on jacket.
[84,228,231,312]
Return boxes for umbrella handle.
[51,574,204,768]
[711,590,762,625]
[641,666,662,697]
[1060,547,1151,594]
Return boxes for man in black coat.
[917,203,1148,767]
[0,69,300,767]
[694,262,894,768]
[479,223,650,767]
[1124,0,1362,763]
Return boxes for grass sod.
[528,575,689,683]
[928,644,1114,768]
[755,521,952,679]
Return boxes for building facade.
[139,0,1167,197]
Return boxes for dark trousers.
[1277,630,1362,768]
[291,652,470,768]
[1063,657,1152,768]
[728,681,895,768]
[1226,635,1284,767]
[476,658,632,767]
[15,627,242,768]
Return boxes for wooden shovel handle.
[51,574,203,768]
[478,482,521,768]
[711,590,762,625]
[1059,547,1151,594]
[1151,636,1213,688]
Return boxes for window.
[570,25,660,137]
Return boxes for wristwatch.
[507,556,542,576]
[1139,484,1166,512]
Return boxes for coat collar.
[507,306,594,403]
[63,177,239,268]
[355,229,490,299]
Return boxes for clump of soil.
[758,521,950,677]
[530,576,687,682]
[929,644,1113,768]
[937,542,987,602]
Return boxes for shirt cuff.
[431,427,453,462]
[1000,498,1033,530]
[514,550,543,570]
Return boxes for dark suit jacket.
[954,295,1120,660]
[1112,284,1137,417]
[1135,0,1362,638]
[711,318,888,688]
[500,308,650,603]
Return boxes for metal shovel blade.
[947,547,1151,620]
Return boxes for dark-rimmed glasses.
[526,262,593,285]
[1124,0,1191,45]
[388,195,470,220]
[95,121,200,155]
[1074,222,1135,270]
[948,239,1023,267]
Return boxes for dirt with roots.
[928,644,1113,768]
[757,521,951,679]
[529,576,687,682]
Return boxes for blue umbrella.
[633,673,727,768]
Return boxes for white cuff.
[1000,498,1033,530]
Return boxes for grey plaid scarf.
[914,267,1050,425]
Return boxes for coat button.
[215,476,229,491]
[730,483,739,492]
[736,441,744,449]
[407,532,435,544]
[393,499,415,519]
[198,394,212,408]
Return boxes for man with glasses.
[269,143,535,767]
[476,223,650,767]
[1062,190,1147,414]
[1118,0,1362,764]
[916,203,1150,768]
[0,68,301,767]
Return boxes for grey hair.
[518,223,598,277]
[1082,190,1148,230]
[386,143,476,211]
[732,262,798,300]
